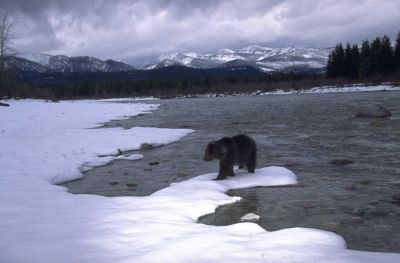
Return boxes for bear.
[203,134,257,180]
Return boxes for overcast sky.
[1,0,400,65]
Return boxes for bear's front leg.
[215,161,234,180]
[215,170,227,180]
[215,173,227,180]
[215,161,228,180]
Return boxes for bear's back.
[232,134,256,152]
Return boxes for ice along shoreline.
[156,83,400,99]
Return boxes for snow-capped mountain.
[46,55,134,73]
[144,45,331,72]
[5,56,48,73]
[11,53,134,73]
[10,45,330,74]
[17,52,52,66]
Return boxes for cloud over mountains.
[1,0,399,65]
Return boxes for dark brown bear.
[203,134,257,180]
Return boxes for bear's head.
[203,141,226,161]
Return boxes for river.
[62,91,400,252]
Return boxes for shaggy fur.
[203,134,257,180]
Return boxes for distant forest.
[1,33,400,100]
[327,33,400,78]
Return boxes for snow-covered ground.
[98,97,159,102]
[171,84,400,99]
[1,99,399,262]
[259,84,400,95]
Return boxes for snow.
[158,52,180,61]
[79,153,144,173]
[239,44,274,54]
[256,60,326,71]
[218,48,235,54]
[212,53,245,62]
[17,51,52,66]
[142,64,157,70]
[1,99,399,263]
[182,57,194,65]
[173,84,400,99]
[98,97,159,102]
[305,85,400,93]
[147,45,330,71]
[183,52,199,58]
[260,84,400,95]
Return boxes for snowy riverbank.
[260,84,400,95]
[158,83,400,99]
[1,99,399,262]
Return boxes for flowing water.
[62,91,400,252]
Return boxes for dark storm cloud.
[1,0,399,65]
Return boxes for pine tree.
[369,37,382,74]
[350,44,360,78]
[360,40,370,63]
[326,53,335,78]
[328,32,400,78]
[343,43,352,77]
[378,35,395,73]
[333,44,345,77]
[395,32,400,69]
[359,40,373,77]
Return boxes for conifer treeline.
[327,32,400,78]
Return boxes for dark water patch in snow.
[62,91,400,252]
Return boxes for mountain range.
[144,45,331,73]
[7,45,331,74]
[6,53,134,73]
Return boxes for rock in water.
[330,159,354,165]
[240,213,260,222]
[340,217,364,225]
[355,105,392,118]
[298,201,317,209]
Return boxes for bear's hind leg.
[246,150,256,173]
[246,158,256,173]
[228,166,235,177]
